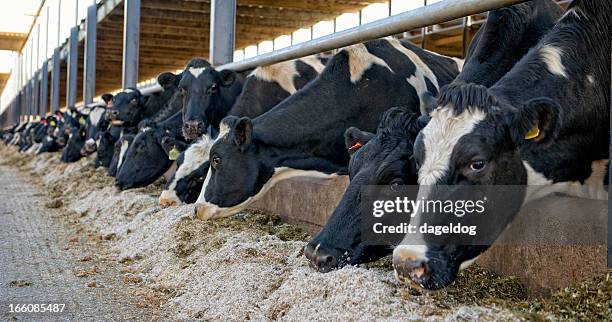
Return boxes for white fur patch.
[524,159,609,202]
[587,75,595,84]
[344,43,392,83]
[189,67,207,78]
[195,168,338,220]
[117,140,130,171]
[418,106,487,185]
[540,45,568,78]
[250,60,299,94]
[386,38,441,115]
[299,55,326,74]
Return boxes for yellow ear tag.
[168,146,179,161]
[50,120,56,126]
[524,125,540,140]
[79,117,86,125]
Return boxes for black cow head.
[108,133,135,177]
[393,83,561,289]
[180,60,241,140]
[94,128,119,168]
[61,125,88,163]
[107,89,148,126]
[159,137,212,207]
[305,107,429,272]
[199,116,275,213]
[115,123,173,190]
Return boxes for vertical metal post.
[83,4,97,104]
[33,25,40,118]
[66,27,78,108]
[421,0,428,49]
[40,7,50,116]
[123,0,141,89]
[51,49,60,112]
[41,62,49,116]
[210,0,236,66]
[51,0,61,112]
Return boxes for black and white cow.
[393,0,610,290]
[94,124,123,168]
[115,111,184,189]
[194,37,462,220]
[180,61,244,140]
[159,55,328,206]
[304,0,563,272]
[61,103,106,162]
[107,133,136,178]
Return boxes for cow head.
[393,83,561,289]
[107,89,147,126]
[60,125,88,163]
[305,107,429,272]
[115,123,173,190]
[94,129,117,168]
[180,62,241,140]
[108,134,135,178]
[159,137,212,207]
[195,116,275,218]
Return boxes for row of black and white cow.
[2,0,608,290]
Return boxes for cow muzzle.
[159,189,181,207]
[183,121,203,140]
[392,246,431,287]
[304,243,339,273]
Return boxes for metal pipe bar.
[209,0,236,66]
[219,0,528,71]
[83,4,97,104]
[66,26,78,108]
[122,0,141,89]
[51,49,60,112]
[421,0,428,49]
[40,61,49,116]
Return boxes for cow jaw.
[194,167,338,220]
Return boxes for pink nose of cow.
[392,248,430,286]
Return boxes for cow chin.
[194,200,248,220]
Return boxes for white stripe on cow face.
[89,107,106,126]
[116,139,130,171]
[418,106,487,185]
[194,167,338,220]
[386,38,441,115]
[343,43,392,83]
[250,60,299,94]
[539,45,568,78]
[189,67,207,78]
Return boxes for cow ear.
[219,70,237,87]
[157,72,177,89]
[101,93,114,104]
[344,127,374,154]
[226,116,253,147]
[509,97,561,146]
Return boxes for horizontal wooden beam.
[0,32,26,51]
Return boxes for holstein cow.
[94,124,123,168]
[61,103,106,162]
[115,111,185,189]
[194,37,462,220]
[108,133,136,177]
[393,0,610,290]
[159,55,328,206]
[304,0,563,272]
[180,61,244,140]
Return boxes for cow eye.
[179,87,187,96]
[207,84,217,94]
[469,159,486,171]
[211,155,221,169]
